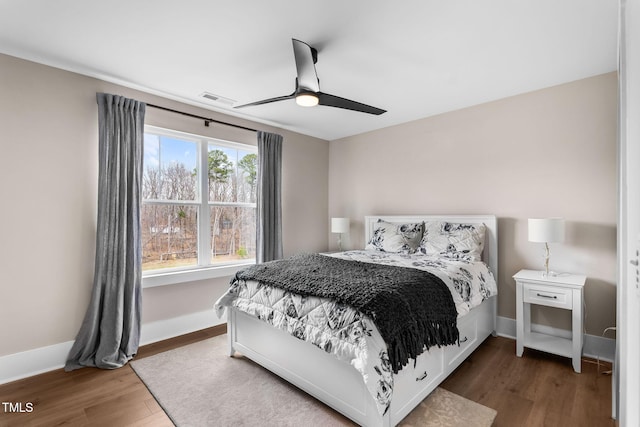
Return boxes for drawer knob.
[536,293,557,299]
[416,371,428,381]
[460,336,469,343]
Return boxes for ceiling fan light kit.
[295,92,319,107]
[235,39,386,115]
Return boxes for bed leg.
[227,335,235,357]
[227,314,236,357]
[491,295,498,336]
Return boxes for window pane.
[211,206,256,263]
[236,151,257,203]
[143,133,161,199]
[142,204,198,271]
[143,133,198,201]
[207,145,258,203]
[207,145,235,202]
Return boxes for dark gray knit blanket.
[234,253,459,373]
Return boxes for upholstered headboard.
[364,215,498,282]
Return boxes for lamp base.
[542,243,554,278]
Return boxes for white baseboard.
[0,310,226,385]
[495,315,616,362]
[139,310,225,346]
[0,340,74,386]
[0,313,614,385]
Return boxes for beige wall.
[0,53,329,356]
[329,72,618,336]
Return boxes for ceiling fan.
[234,39,386,115]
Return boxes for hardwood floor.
[441,336,615,427]
[0,326,223,427]
[0,327,614,427]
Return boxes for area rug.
[131,334,496,427]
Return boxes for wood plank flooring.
[0,327,614,426]
[441,335,615,426]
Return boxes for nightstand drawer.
[523,283,572,309]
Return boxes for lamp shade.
[528,218,565,243]
[331,217,350,234]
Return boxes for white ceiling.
[0,0,618,141]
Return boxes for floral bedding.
[214,250,497,415]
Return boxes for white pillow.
[365,220,424,253]
[419,221,485,261]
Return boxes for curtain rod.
[146,103,258,133]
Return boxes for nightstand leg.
[516,282,524,357]
[572,290,583,373]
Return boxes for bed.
[215,214,498,427]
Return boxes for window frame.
[141,125,257,288]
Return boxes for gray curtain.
[65,93,146,371]
[256,131,283,263]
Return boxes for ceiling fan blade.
[317,92,386,115]
[234,93,295,109]
[292,39,320,92]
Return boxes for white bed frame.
[227,215,498,427]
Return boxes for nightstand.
[514,269,586,373]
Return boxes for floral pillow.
[365,220,425,253]
[419,221,486,261]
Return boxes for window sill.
[142,261,254,288]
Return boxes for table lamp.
[331,217,350,251]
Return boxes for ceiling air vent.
[199,92,236,107]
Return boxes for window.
[141,126,257,284]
